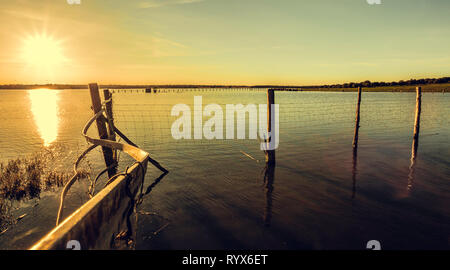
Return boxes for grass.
[0,199,12,232]
[301,83,450,92]
[0,157,42,200]
[0,150,91,231]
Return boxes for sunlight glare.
[21,34,66,72]
[28,89,60,147]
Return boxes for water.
[0,89,449,249]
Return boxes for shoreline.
[0,85,448,92]
[1,77,449,92]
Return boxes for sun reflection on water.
[28,89,60,147]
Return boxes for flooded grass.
[0,199,12,232]
[0,149,91,231]
[1,156,67,200]
[0,157,42,200]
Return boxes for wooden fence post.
[412,86,422,157]
[351,87,362,198]
[352,87,362,148]
[103,89,116,141]
[89,83,116,178]
[266,89,276,165]
[103,89,118,176]
[408,86,422,190]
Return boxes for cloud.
[138,0,205,9]
[1,9,47,21]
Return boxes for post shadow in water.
[407,145,419,192]
[408,87,422,191]
[351,146,358,199]
[262,162,275,227]
[112,170,169,249]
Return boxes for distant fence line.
[110,86,430,162]
[106,84,448,94]
[110,86,446,151]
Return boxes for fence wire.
[111,90,449,162]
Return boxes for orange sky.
[0,0,449,85]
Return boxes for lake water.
[0,89,449,249]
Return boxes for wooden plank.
[30,159,148,250]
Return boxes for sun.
[21,34,67,72]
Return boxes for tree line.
[311,77,450,89]
[0,76,449,89]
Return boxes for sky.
[0,0,449,85]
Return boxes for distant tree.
[362,80,371,87]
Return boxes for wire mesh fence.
[110,89,449,164]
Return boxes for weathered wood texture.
[352,87,362,148]
[89,83,116,178]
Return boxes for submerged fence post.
[103,89,118,176]
[263,89,276,225]
[412,86,422,158]
[89,83,116,178]
[352,87,362,148]
[266,89,276,165]
[408,86,422,191]
[103,89,116,141]
[351,87,362,198]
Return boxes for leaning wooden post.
[103,89,116,141]
[351,87,362,198]
[103,89,118,176]
[265,89,276,165]
[89,83,116,178]
[412,86,422,158]
[352,87,362,148]
[408,86,422,190]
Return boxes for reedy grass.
[0,149,91,231]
